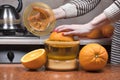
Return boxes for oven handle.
[7,51,14,63]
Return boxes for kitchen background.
[0,0,113,34]
[0,0,113,63]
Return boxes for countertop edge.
[0,38,112,45]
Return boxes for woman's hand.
[54,23,94,36]
[54,12,111,36]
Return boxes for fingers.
[63,31,74,36]
[54,25,73,32]
[54,25,64,31]
[63,31,80,36]
[54,25,78,36]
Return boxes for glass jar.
[45,40,80,71]
[23,2,55,36]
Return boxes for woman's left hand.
[54,23,94,36]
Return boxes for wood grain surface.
[0,64,120,80]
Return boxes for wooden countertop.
[0,64,120,80]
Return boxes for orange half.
[21,49,46,69]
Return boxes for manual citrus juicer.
[45,40,80,70]
[23,2,80,71]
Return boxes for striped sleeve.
[60,0,101,18]
[104,0,120,22]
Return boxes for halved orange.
[21,49,46,69]
[49,31,74,41]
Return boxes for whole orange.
[101,24,114,38]
[87,28,103,39]
[49,31,74,41]
[79,43,108,71]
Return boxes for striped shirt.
[60,0,120,21]
[60,0,120,64]
[69,0,101,16]
[60,0,101,18]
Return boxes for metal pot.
[0,0,23,33]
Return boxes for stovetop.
[0,28,39,39]
[0,32,39,39]
[0,28,46,45]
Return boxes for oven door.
[0,45,44,63]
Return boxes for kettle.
[0,0,23,32]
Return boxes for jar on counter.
[45,40,80,71]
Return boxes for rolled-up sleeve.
[104,0,120,22]
[60,0,101,18]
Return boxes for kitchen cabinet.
[0,64,120,80]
